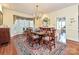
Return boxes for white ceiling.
[2,3,76,15]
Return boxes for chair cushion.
[32,35,39,39]
[44,36,52,41]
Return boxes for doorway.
[57,17,66,44]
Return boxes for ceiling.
[2,3,76,15]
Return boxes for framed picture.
[0,12,3,25]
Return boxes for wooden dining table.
[31,29,56,51]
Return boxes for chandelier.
[34,5,43,20]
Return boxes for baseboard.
[67,39,79,43]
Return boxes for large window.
[15,19,34,29]
[10,15,34,36]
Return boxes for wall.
[47,4,79,42]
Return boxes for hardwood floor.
[0,42,17,55]
[64,40,79,55]
[0,39,79,55]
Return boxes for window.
[10,15,34,36]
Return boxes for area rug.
[11,34,66,55]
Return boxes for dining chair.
[31,34,40,47]
[25,30,32,44]
[42,29,56,51]
[28,30,40,47]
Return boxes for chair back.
[46,28,56,41]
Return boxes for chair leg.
[54,44,55,48]
[40,39,43,46]
[31,39,35,47]
[54,40,55,48]
[48,42,52,51]
[49,45,52,51]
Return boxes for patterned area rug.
[11,34,66,55]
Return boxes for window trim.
[13,15,34,23]
[13,15,35,28]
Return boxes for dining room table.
[32,28,56,42]
[31,31,47,45]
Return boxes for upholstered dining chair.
[42,29,56,51]
[25,30,32,44]
[25,29,40,47]
[31,34,40,47]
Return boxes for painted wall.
[47,4,79,42]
